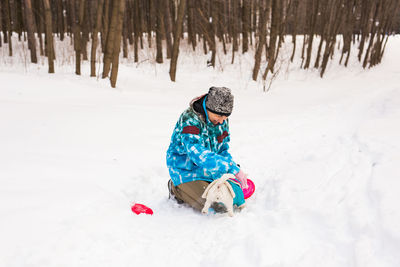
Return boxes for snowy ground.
[1,35,400,267]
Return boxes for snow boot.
[168,179,184,204]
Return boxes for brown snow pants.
[170,180,210,211]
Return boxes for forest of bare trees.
[0,0,399,88]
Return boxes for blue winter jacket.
[166,94,244,206]
[167,94,241,184]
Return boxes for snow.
[1,35,400,267]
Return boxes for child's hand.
[235,170,248,189]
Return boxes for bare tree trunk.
[133,0,140,62]
[196,0,212,55]
[368,0,395,67]
[56,0,64,41]
[126,0,134,45]
[74,0,85,75]
[138,0,145,49]
[231,0,239,63]
[24,0,37,63]
[0,5,2,47]
[101,0,110,52]
[169,0,187,82]
[263,0,280,81]
[0,1,6,46]
[147,0,154,48]
[372,0,400,66]
[81,2,90,61]
[340,0,355,66]
[313,0,329,69]
[362,0,380,68]
[273,0,287,64]
[320,0,344,77]
[91,0,105,77]
[187,0,196,50]
[3,0,12,56]
[216,0,227,55]
[164,0,173,58]
[290,0,299,62]
[103,0,120,78]
[209,0,217,68]
[155,0,164,63]
[242,0,251,53]
[42,0,54,73]
[357,0,373,61]
[110,0,126,88]
[303,0,320,69]
[252,0,258,44]
[15,0,23,41]
[252,0,268,81]
[122,8,128,58]
[36,0,44,56]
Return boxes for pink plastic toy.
[131,203,153,215]
[242,178,255,199]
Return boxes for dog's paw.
[238,203,246,210]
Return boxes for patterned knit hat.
[205,87,234,116]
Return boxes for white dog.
[201,173,237,217]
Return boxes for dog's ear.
[224,181,236,198]
[202,184,210,199]
[202,179,218,199]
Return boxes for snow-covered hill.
[1,36,400,267]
